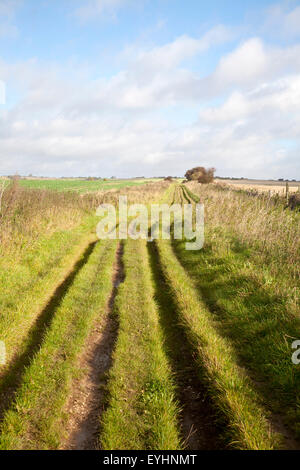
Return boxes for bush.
[185,167,215,183]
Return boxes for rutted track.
[0,240,118,450]
[148,241,222,450]
[100,239,181,450]
[0,240,97,425]
[0,229,98,377]
[61,243,124,450]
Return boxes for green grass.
[173,186,300,439]
[148,185,280,450]
[0,215,97,375]
[147,240,223,450]
[181,184,200,203]
[156,237,279,449]
[101,239,181,450]
[19,178,160,193]
[0,239,117,450]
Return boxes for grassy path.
[101,239,181,450]
[0,239,117,450]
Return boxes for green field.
[18,178,161,193]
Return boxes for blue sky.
[0,0,300,178]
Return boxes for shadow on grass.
[147,241,224,450]
[0,241,97,423]
[172,236,300,442]
[64,242,124,450]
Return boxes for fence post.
[286,181,289,206]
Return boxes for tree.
[185,166,215,183]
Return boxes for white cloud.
[197,38,300,100]
[214,38,267,86]
[265,3,300,38]
[0,28,300,179]
[133,26,232,72]
[179,74,300,177]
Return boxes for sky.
[0,0,300,179]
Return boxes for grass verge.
[155,237,280,449]
[174,185,300,441]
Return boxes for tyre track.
[0,241,97,425]
[62,242,124,450]
[148,241,223,450]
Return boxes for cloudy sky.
[0,0,300,178]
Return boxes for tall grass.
[84,180,171,207]
[187,181,300,287]
[0,179,171,255]
[150,185,282,449]
[0,180,88,255]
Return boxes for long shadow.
[172,236,300,445]
[147,241,225,450]
[0,241,97,423]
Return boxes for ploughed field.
[215,178,300,195]
[0,178,299,450]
